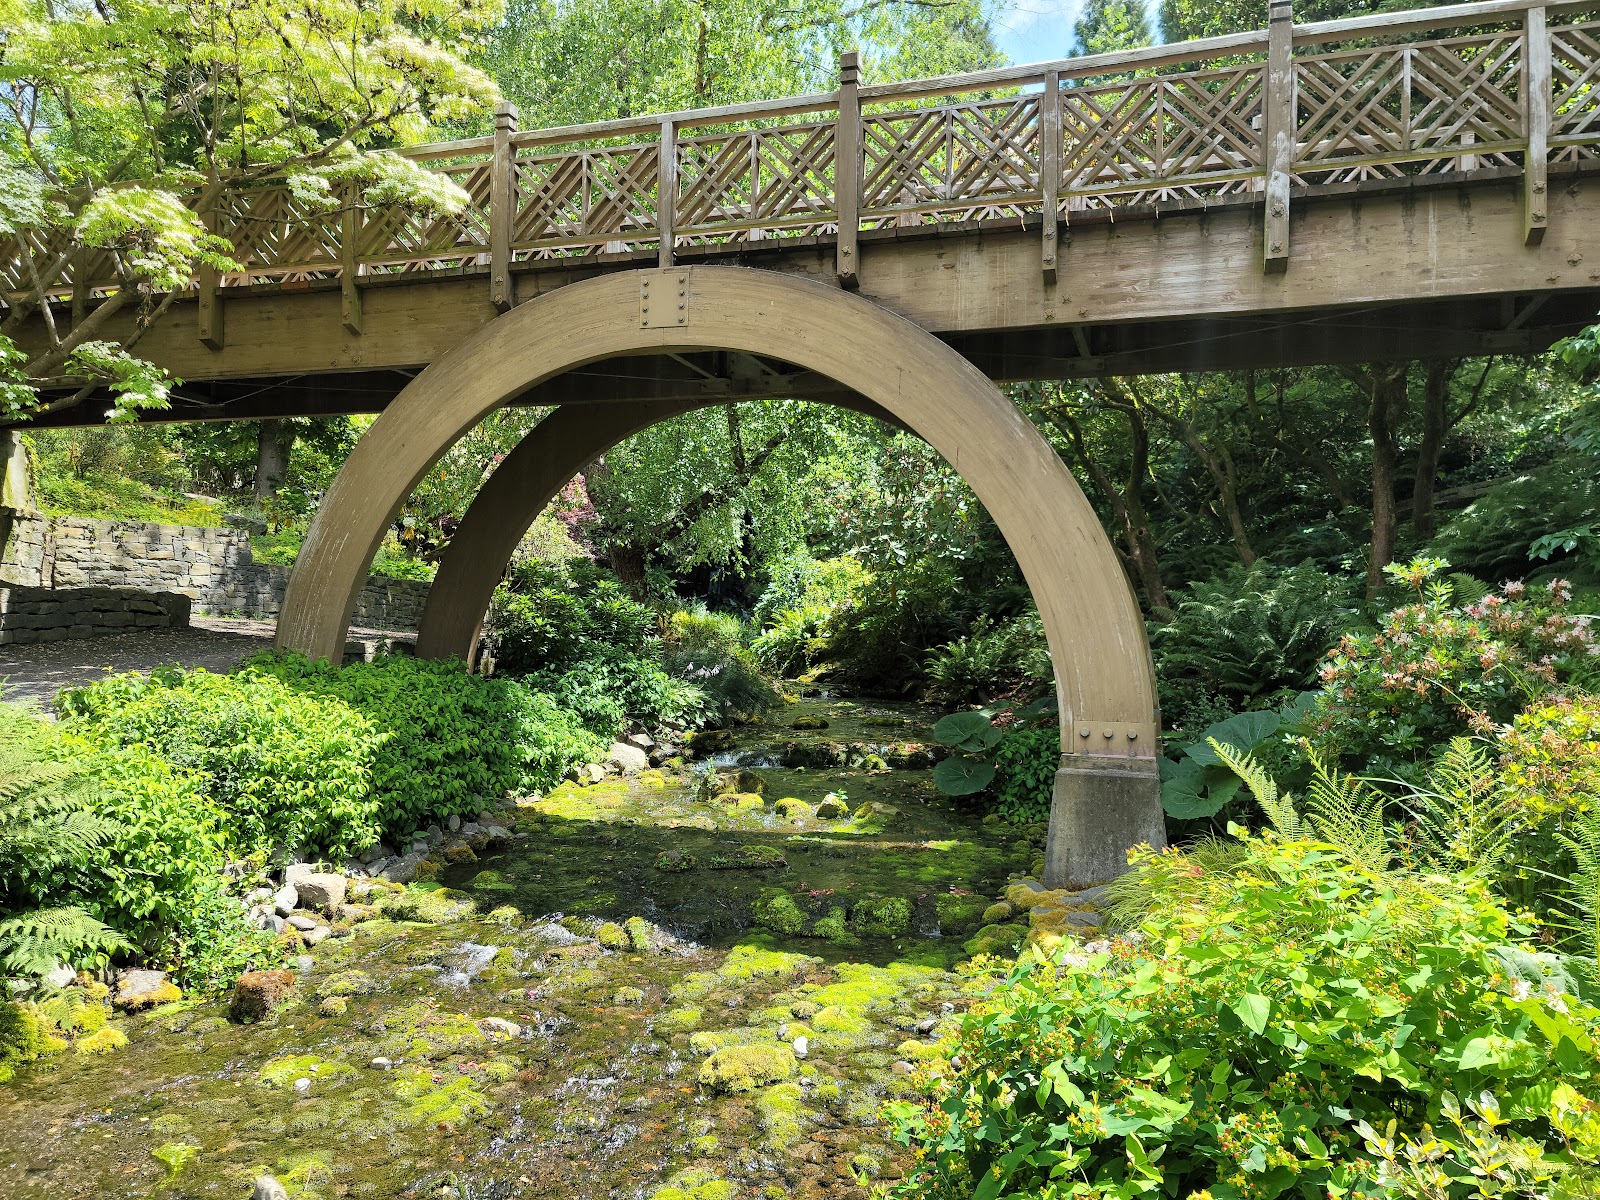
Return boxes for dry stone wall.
[0,585,190,645]
[0,513,428,631]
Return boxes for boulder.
[272,883,299,916]
[361,842,396,865]
[253,1177,290,1200]
[293,872,347,910]
[286,914,321,932]
[302,925,332,946]
[229,969,296,1024]
[607,741,650,774]
[447,814,462,831]
[43,963,76,989]
[114,968,181,1011]
[627,731,656,750]
[815,794,849,820]
[381,853,426,884]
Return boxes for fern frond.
[1303,746,1389,871]
[0,907,130,977]
[1554,809,1600,980]
[1210,740,1303,837]
[1402,738,1517,880]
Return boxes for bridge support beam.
[278,266,1166,887]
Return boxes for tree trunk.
[253,420,294,504]
[1411,360,1453,540]
[1353,364,1411,600]
[608,541,650,599]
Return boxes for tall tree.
[1,0,500,423]
[1073,0,1153,55]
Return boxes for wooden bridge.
[6,0,1599,887]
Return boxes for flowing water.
[0,696,1046,1200]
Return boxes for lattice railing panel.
[358,161,493,274]
[676,121,837,239]
[1553,22,1600,147]
[215,184,343,281]
[1295,32,1525,180]
[511,143,662,255]
[862,95,1042,218]
[1061,64,1265,199]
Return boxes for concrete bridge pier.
[274,266,1167,887]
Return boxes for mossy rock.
[756,1081,812,1148]
[717,944,815,982]
[707,844,786,870]
[377,886,476,924]
[773,796,813,819]
[808,1005,876,1051]
[73,1026,128,1056]
[613,986,645,1005]
[650,1166,737,1200]
[964,922,1028,958]
[849,895,911,938]
[811,907,859,946]
[257,1054,355,1088]
[318,996,349,1017]
[697,1043,797,1093]
[752,888,808,936]
[318,970,374,998]
[688,1026,766,1054]
[814,793,849,819]
[982,900,1016,924]
[790,715,829,730]
[596,922,631,950]
[896,1037,944,1062]
[722,792,766,811]
[390,1068,491,1130]
[935,892,990,934]
[654,849,699,872]
[655,1007,703,1035]
[624,916,657,951]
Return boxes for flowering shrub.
[888,836,1600,1200]
[1310,560,1598,769]
[1499,694,1600,817]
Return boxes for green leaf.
[1232,992,1271,1035]
[932,711,1000,752]
[1160,757,1228,819]
[932,756,996,796]
[1186,711,1281,765]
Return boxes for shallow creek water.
[0,696,1044,1200]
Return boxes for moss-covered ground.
[0,697,1050,1199]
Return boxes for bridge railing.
[3,0,1597,314]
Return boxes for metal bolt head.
[1078,727,1090,738]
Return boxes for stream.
[0,695,1051,1200]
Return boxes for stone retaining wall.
[0,513,429,630]
[0,585,191,645]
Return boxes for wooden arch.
[276,266,1165,884]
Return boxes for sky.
[992,0,1086,65]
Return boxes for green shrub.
[0,702,127,977]
[490,563,655,674]
[663,605,778,725]
[1432,458,1600,582]
[59,667,385,860]
[532,648,711,737]
[890,835,1600,1200]
[1498,693,1600,818]
[924,611,1052,706]
[752,604,833,676]
[1311,561,1600,771]
[753,553,871,628]
[244,653,604,832]
[1153,559,1359,729]
[989,724,1059,824]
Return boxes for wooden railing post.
[657,119,678,269]
[836,51,862,289]
[490,101,518,311]
[1523,5,1550,246]
[196,202,223,349]
[1263,0,1294,274]
[341,182,363,336]
[1041,70,1062,285]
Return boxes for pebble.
[448,814,462,831]
[915,1017,938,1034]
[294,955,315,971]
[272,884,298,917]
[890,1060,915,1075]
[370,1057,393,1070]
[292,1077,311,1094]
[303,926,332,946]
[286,914,320,932]
[253,1177,290,1200]
[792,1035,809,1058]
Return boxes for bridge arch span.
[276,265,1165,885]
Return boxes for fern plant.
[0,702,128,976]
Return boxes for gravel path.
[0,617,414,707]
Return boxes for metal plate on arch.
[640,272,690,329]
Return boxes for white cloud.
[993,0,1087,64]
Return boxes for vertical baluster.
[658,118,677,269]
[490,101,518,311]
[836,51,862,288]
[1042,70,1062,285]
[1263,0,1295,274]
[196,198,223,349]
[1524,5,1550,245]
[341,181,363,336]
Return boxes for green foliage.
[989,725,1060,824]
[0,1001,57,1084]
[532,648,712,737]
[924,612,1052,706]
[1497,694,1600,818]
[1311,562,1599,771]
[1153,560,1359,731]
[491,564,656,675]
[0,703,128,976]
[244,653,605,831]
[60,667,385,859]
[1433,460,1600,582]
[892,835,1600,1200]
[1073,0,1152,54]
[661,606,779,726]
